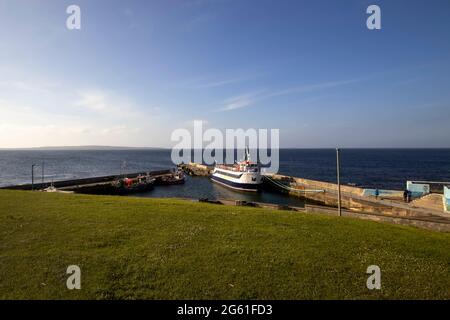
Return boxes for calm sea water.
[1,149,449,206]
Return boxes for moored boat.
[111,175,155,195]
[157,170,186,185]
[211,148,262,192]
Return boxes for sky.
[0,0,449,148]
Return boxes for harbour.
[3,0,450,302]
[1,148,449,232]
[179,162,450,231]
[2,169,184,194]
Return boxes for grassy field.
[0,189,449,300]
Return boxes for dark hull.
[113,182,154,195]
[211,175,260,192]
[156,178,186,186]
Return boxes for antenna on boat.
[120,160,127,178]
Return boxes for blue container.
[444,186,450,212]
[407,181,430,197]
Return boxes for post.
[336,148,342,217]
[31,164,36,191]
[42,161,45,184]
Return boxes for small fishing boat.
[42,182,74,194]
[111,175,155,195]
[158,170,186,185]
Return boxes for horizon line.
[1,145,450,150]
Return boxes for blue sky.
[0,0,449,148]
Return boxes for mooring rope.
[263,175,324,193]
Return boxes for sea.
[1,148,449,207]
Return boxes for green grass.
[0,190,449,300]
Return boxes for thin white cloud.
[182,0,228,8]
[182,72,262,89]
[73,89,142,119]
[100,125,140,136]
[0,80,60,94]
[0,77,171,147]
[194,75,260,89]
[74,90,108,112]
[185,119,209,127]
[124,8,133,17]
[217,78,361,112]
[218,91,265,111]
[263,78,360,99]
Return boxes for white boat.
[42,184,73,194]
[211,148,262,192]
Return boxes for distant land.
[0,146,449,151]
[0,146,167,151]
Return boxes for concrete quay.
[180,162,449,231]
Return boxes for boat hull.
[113,182,154,195]
[211,175,260,192]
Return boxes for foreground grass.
[0,190,449,300]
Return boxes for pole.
[336,148,342,217]
[42,161,44,184]
[31,164,36,191]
